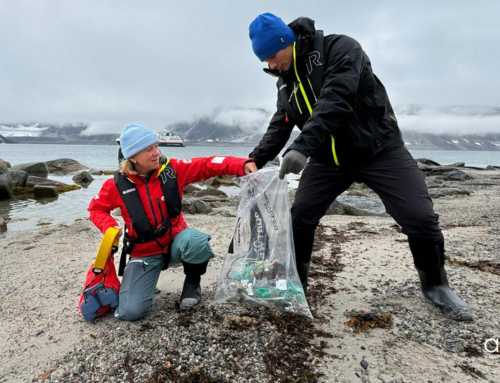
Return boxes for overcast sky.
[1,0,499,134]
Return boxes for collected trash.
[214,167,312,318]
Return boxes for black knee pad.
[182,260,208,276]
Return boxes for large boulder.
[26,176,69,188]
[72,170,94,185]
[0,158,10,169]
[441,170,473,181]
[45,158,88,173]
[182,198,212,214]
[34,185,58,198]
[193,188,228,198]
[0,160,12,200]
[11,162,49,178]
[0,217,7,233]
[325,199,386,217]
[10,170,29,187]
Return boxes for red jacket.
[88,156,250,258]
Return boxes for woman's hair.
[119,159,137,175]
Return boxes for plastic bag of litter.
[214,167,312,318]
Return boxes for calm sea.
[1,143,499,233]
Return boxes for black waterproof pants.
[291,145,443,267]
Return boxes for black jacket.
[249,17,404,169]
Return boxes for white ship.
[116,129,184,147]
[157,130,185,147]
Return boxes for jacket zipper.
[293,83,303,114]
[138,177,158,228]
[293,41,339,166]
[157,198,165,222]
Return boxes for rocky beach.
[1,158,500,382]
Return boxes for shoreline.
[0,168,500,382]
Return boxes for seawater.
[1,143,499,233]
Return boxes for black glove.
[279,150,307,179]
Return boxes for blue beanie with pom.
[120,124,159,159]
[249,13,297,61]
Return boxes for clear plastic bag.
[214,167,312,318]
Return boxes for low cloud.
[396,105,500,135]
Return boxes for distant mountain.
[402,131,500,151]
[1,105,499,150]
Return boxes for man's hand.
[243,161,258,175]
[279,150,307,179]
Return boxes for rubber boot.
[409,236,473,321]
[293,225,316,293]
[180,261,207,311]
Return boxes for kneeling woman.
[88,124,256,321]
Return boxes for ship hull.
[158,142,185,147]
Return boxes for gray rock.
[486,165,497,170]
[0,161,12,200]
[325,200,384,217]
[447,162,465,167]
[429,166,462,176]
[0,158,10,171]
[9,170,29,187]
[415,158,441,166]
[425,178,444,188]
[360,359,369,369]
[325,200,346,215]
[182,198,212,214]
[0,217,7,233]
[441,170,473,181]
[193,188,228,198]
[34,185,58,198]
[45,158,87,173]
[263,156,280,168]
[417,162,434,173]
[183,184,201,195]
[429,189,471,198]
[89,169,104,175]
[11,162,49,177]
[26,176,69,188]
[72,170,94,185]
[205,178,222,188]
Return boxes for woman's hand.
[243,161,258,175]
[111,226,123,238]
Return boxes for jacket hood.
[288,17,316,45]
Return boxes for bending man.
[247,13,472,321]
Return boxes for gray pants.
[114,228,214,321]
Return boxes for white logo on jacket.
[122,188,136,195]
[306,51,322,74]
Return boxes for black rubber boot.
[293,225,316,293]
[180,261,207,311]
[409,236,473,321]
[296,262,311,293]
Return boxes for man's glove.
[279,150,307,179]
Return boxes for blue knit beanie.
[120,124,159,159]
[249,13,297,61]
